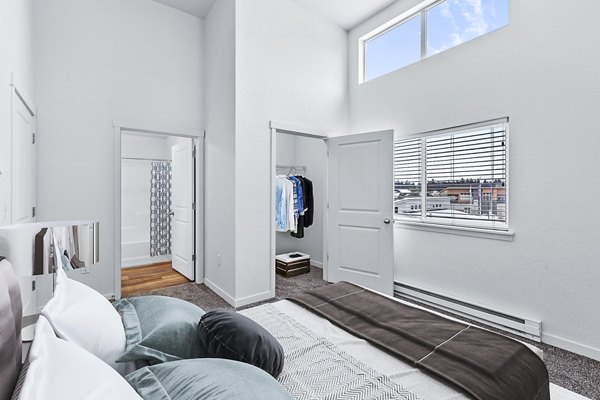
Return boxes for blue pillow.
[126,359,292,400]
[113,296,205,364]
[197,310,285,377]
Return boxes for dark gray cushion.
[125,358,292,400]
[197,310,284,377]
[113,296,205,364]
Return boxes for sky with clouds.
[366,0,509,81]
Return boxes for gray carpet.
[133,267,600,400]
[134,266,328,312]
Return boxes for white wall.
[11,0,35,101]
[233,0,348,304]
[122,133,170,160]
[349,0,600,359]
[294,136,326,265]
[33,0,203,296]
[204,0,237,301]
[0,0,35,226]
[275,133,326,265]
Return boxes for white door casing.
[171,141,195,280]
[11,90,35,224]
[327,130,394,295]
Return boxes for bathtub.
[121,239,171,268]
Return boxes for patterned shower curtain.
[150,161,172,256]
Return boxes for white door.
[12,92,35,224]
[327,130,394,295]
[171,141,195,281]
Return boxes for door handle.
[170,212,175,216]
[383,218,391,224]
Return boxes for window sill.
[394,220,515,241]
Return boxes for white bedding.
[270,300,470,400]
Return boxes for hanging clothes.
[284,177,296,233]
[294,176,313,228]
[290,176,306,239]
[275,173,314,238]
[275,175,296,233]
[275,176,288,232]
[288,175,304,238]
[275,175,315,239]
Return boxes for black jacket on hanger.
[291,176,306,239]
[301,176,314,228]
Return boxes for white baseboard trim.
[234,290,274,308]
[542,332,600,362]
[310,260,323,269]
[203,278,236,307]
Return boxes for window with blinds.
[394,119,508,229]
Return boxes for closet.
[274,131,327,279]
[269,122,395,296]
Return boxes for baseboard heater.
[394,282,542,342]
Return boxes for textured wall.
[203,0,237,302]
[33,0,203,296]
[348,0,600,359]
[234,0,348,304]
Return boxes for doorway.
[270,121,395,297]
[113,122,204,299]
[270,122,329,297]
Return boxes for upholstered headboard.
[0,257,22,400]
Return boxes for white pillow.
[20,316,142,400]
[41,268,134,375]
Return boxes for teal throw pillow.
[113,295,205,364]
[125,358,292,400]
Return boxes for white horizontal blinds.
[424,123,507,225]
[394,138,422,218]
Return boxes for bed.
[0,257,553,400]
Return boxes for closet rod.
[122,157,171,162]
[276,164,307,175]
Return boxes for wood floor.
[121,262,190,297]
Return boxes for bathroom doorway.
[113,122,204,299]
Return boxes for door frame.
[113,120,204,300]
[269,120,329,298]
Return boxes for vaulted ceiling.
[151,0,398,30]
[151,0,217,19]
[292,0,398,30]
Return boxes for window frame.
[359,0,509,83]
[393,117,510,232]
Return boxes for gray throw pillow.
[126,359,292,400]
[197,310,285,377]
[113,296,205,364]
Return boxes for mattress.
[241,299,544,400]
[241,300,464,399]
